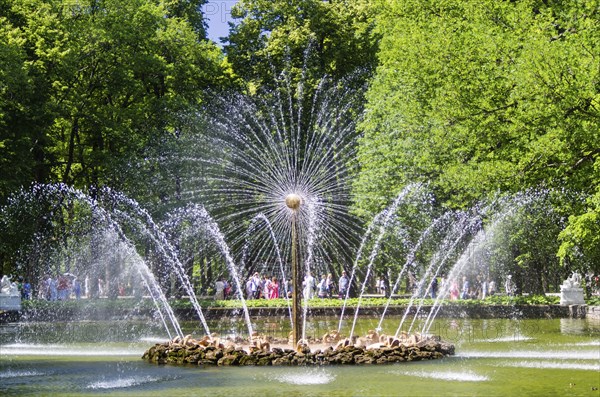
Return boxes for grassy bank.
[19,294,600,312]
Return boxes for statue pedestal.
[0,295,21,311]
[559,287,585,305]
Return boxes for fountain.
[1,69,598,393]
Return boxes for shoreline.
[2,303,594,323]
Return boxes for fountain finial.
[285,193,302,210]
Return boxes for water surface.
[1,317,598,396]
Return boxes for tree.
[0,5,55,199]
[357,0,599,209]
[355,0,600,273]
[224,0,379,89]
[0,0,225,202]
[558,188,600,274]
[0,0,228,275]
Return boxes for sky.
[202,0,239,45]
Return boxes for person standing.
[22,280,32,300]
[488,277,496,296]
[268,277,279,299]
[38,274,50,300]
[460,276,470,300]
[450,279,459,300]
[251,272,261,299]
[481,277,488,299]
[246,278,254,299]
[215,278,225,300]
[73,278,82,300]
[376,276,386,295]
[303,272,315,299]
[261,275,271,299]
[317,275,328,298]
[473,275,483,299]
[326,274,335,298]
[49,276,58,301]
[338,271,349,299]
[430,277,438,299]
[223,279,231,299]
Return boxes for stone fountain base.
[0,295,21,311]
[142,333,455,366]
[560,287,585,305]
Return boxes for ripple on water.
[475,335,535,343]
[266,369,336,385]
[566,341,600,347]
[390,370,488,382]
[0,370,45,379]
[87,376,160,390]
[139,337,170,344]
[0,343,141,356]
[499,360,600,371]
[459,350,599,360]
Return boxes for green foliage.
[355,0,600,283]
[558,189,600,272]
[0,0,225,200]
[225,0,379,88]
[21,297,156,311]
[357,0,599,213]
[586,296,600,306]
[0,0,229,275]
[480,191,574,294]
[169,294,562,309]
[483,295,560,306]
[20,294,573,315]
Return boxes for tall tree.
[0,0,225,202]
[355,0,599,279]
[0,0,228,276]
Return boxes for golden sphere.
[285,194,302,210]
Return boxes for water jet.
[286,193,303,347]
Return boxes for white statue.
[0,275,10,294]
[0,275,19,297]
[560,271,585,305]
[562,272,582,289]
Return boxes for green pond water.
[1,316,599,396]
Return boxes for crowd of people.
[366,273,501,300]
[301,271,351,299]
[36,273,84,300]
[227,271,513,301]
[242,273,284,300]
[232,270,352,301]
[32,274,133,301]
[8,268,599,303]
[442,274,499,300]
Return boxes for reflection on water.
[561,318,587,335]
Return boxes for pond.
[1,316,599,396]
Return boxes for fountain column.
[286,194,302,346]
